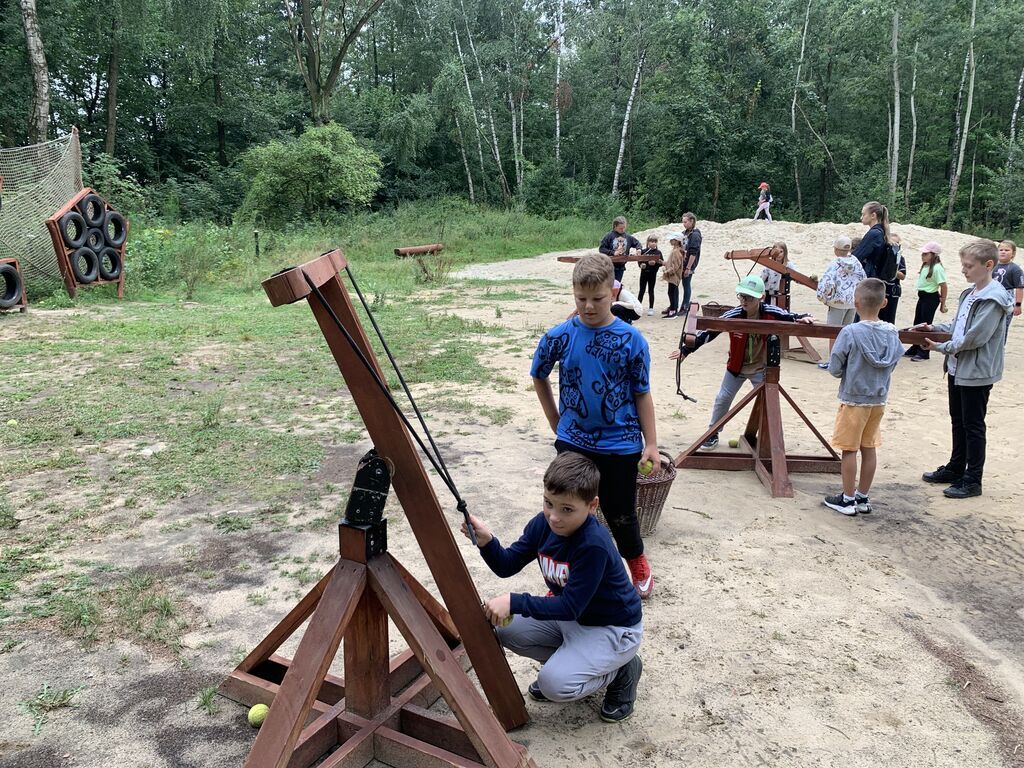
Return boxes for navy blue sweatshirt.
[599,230,642,261]
[853,223,886,279]
[480,513,642,627]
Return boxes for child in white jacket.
[816,235,867,368]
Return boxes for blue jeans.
[709,370,765,433]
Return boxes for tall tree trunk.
[371,18,380,88]
[904,41,918,205]
[213,43,227,166]
[889,8,901,202]
[790,0,811,217]
[968,140,977,222]
[19,0,49,143]
[104,14,120,155]
[612,50,645,197]
[454,28,488,200]
[946,0,977,226]
[454,114,476,203]
[1009,62,1024,170]
[554,0,564,167]
[947,46,970,192]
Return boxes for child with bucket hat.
[669,274,815,450]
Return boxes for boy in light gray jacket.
[824,278,903,516]
[917,241,1013,499]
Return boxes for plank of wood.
[368,555,530,768]
[694,317,950,345]
[245,561,365,768]
[556,254,656,264]
[374,727,487,768]
[295,270,528,730]
[395,244,445,257]
[262,249,348,307]
[400,705,478,761]
[393,558,460,644]
[723,249,819,291]
[344,587,391,718]
[309,728,375,768]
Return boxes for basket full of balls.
[596,451,677,537]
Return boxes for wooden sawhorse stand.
[674,317,950,497]
[724,248,821,363]
[220,250,534,768]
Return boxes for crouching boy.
[462,451,643,723]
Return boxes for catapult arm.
[724,249,819,291]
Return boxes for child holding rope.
[532,253,659,598]
[462,451,643,723]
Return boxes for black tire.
[77,193,106,227]
[70,247,99,284]
[86,227,105,250]
[60,211,88,249]
[103,211,127,248]
[0,262,23,309]
[98,247,123,281]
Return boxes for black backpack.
[877,241,899,282]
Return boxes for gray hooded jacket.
[829,321,903,405]
[932,281,1013,386]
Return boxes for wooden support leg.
[760,381,793,497]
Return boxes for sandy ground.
[2,217,1023,767]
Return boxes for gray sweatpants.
[496,616,643,702]
[709,369,764,433]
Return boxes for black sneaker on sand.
[922,465,962,484]
[527,681,550,702]
[699,435,719,451]
[943,482,982,499]
[600,656,642,723]
[823,493,856,516]
[854,493,872,514]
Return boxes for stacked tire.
[0,261,23,310]
[57,192,126,285]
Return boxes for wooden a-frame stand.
[220,250,534,768]
[674,317,950,497]
[724,248,821,363]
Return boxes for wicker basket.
[701,301,735,318]
[595,451,677,537]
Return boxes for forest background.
[3,0,1024,296]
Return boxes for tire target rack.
[45,187,128,299]
[0,257,28,313]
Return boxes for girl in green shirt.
[906,241,948,361]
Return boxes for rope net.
[0,130,83,283]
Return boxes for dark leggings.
[905,290,941,358]
[667,283,679,312]
[555,440,644,559]
[637,270,658,308]
[878,294,900,324]
[946,375,992,486]
[681,274,693,315]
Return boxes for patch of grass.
[0,498,17,530]
[210,512,253,533]
[196,686,219,715]
[487,407,515,426]
[19,683,85,735]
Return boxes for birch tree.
[1009,63,1024,170]
[791,0,811,215]
[611,49,646,197]
[904,41,918,204]
[554,0,565,167]
[946,0,978,225]
[888,7,900,202]
[19,0,49,143]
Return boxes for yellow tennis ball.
[728,438,739,448]
[248,703,270,728]
[5,419,17,427]
[501,615,513,627]
[638,459,655,476]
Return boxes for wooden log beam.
[693,317,951,346]
[723,249,819,290]
[395,244,445,257]
[556,254,651,264]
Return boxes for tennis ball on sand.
[248,703,270,728]
[638,459,655,476]
[5,419,17,427]
[728,438,739,448]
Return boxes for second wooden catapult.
[219,250,536,768]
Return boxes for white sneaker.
[647,308,655,316]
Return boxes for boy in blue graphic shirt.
[531,253,659,598]
[463,451,643,723]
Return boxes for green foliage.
[19,683,85,736]
[238,124,383,225]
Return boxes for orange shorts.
[831,404,885,451]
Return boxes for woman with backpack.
[852,201,893,279]
[754,182,773,221]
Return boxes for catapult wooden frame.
[724,248,822,362]
[0,257,28,313]
[674,317,951,497]
[220,250,535,768]
[44,187,127,299]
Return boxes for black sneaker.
[922,465,962,484]
[854,493,872,514]
[698,434,719,451]
[823,493,857,516]
[527,681,550,702]
[943,482,982,499]
[600,656,642,723]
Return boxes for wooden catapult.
[724,248,822,362]
[674,317,950,497]
[220,250,535,768]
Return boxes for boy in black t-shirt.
[637,235,663,316]
[462,451,643,723]
[598,216,642,283]
[994,240,1023,335]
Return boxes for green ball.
[728,438,739,448]
[248,703,270,728]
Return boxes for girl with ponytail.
[852,201,890,279]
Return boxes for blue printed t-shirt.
[530,316,650,454]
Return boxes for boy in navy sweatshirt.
[462,451,643,723]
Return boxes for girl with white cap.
[905,241,948,361]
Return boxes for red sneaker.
[627,555,654,599]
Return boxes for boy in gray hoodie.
[824,278,903,516]
[917,240,1013,499]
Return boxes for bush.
[237,124,382,225]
